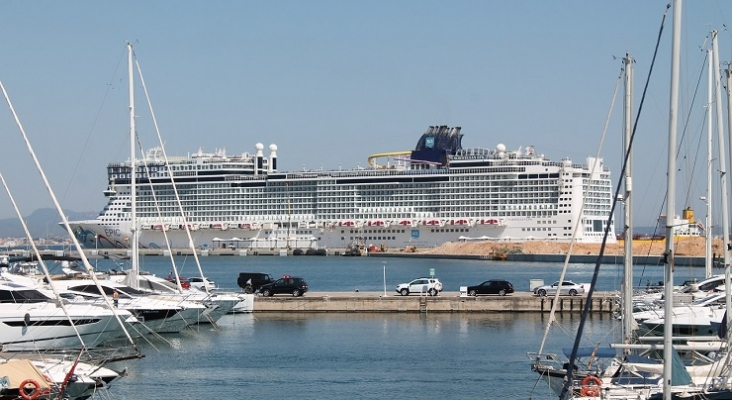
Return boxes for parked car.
[189,276,217,291]
[395,277,443,296]
[237,272,274,293]
[467,280,514,296]
[533,281,584,296]
[259,275,309,297]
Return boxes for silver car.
[533,281,584,296]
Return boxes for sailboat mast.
[706,46,713,279]
[712,32,729,279]
[725,61,732,342]
[622,53,634,347]
[663,1,682,398]
[712,31,732,349]
[128,42,139,288]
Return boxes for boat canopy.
[562,347,616,358]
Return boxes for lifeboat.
[451,219,469,226]
[368,220,386,227]
[239,223,253,229]
[199,223,211,229]
[140,224,153,230]
[479,219,505,227]
[173,223,199,231]
[211,223,229,230]
[423,220,440,226]
[340,221,356,227]
[397,220,412,227]
[152,224,168,231]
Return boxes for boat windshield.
[0,288,52,303]
[691,294,724,306]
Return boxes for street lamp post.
[382,261,387,296]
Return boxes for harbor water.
[76,255,707,398]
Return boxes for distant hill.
[0,208,98,239]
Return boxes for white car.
[189,277,217,291]
[396,277,443,296]
[533,281,584,296]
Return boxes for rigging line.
[537,62,622,356]
[131,61,185,295]
[135,57,209,294]
[559,3,672,399]
[0,172,87,349]
[0,80,140,354]
[60,46,128,209]
[636,48,709,287]
[127,45,185,294]
[679,49,709,208]
[133,133,185,293]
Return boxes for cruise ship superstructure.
[69,126,616,250]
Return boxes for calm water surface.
[86,256,705,399]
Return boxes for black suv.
[466,280,514,296]
[259,275,309,297]
[237,272,274,293]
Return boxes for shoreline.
[8,237,712,267]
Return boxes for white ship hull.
[72,218,612,250]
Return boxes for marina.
[0,244,723,398]
[0,2,729,398]
[65,256,655,399]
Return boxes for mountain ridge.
[0,208,97,239]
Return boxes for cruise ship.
[68,125,616,251]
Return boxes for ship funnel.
[269,144,278,172]
[254,143,264,175]
[682,206,694,224]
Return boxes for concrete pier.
[252,291,617,313]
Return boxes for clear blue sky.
[0,1,729,231]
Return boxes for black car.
[259,275,309,297]
[237,272,274,293]
[467,280,514,296]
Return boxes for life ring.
[19,379,40,400]
[580,375,602,397]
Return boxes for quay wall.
[15,248,703,266]
[252,292,617,313]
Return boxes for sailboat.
[529,50,633,396]
[110,42,252,319]
[0,77,143,398]
[531,2,732,399]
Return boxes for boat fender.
[580,375,602,397]
[19,379,40,400]
[24,313,30,325]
